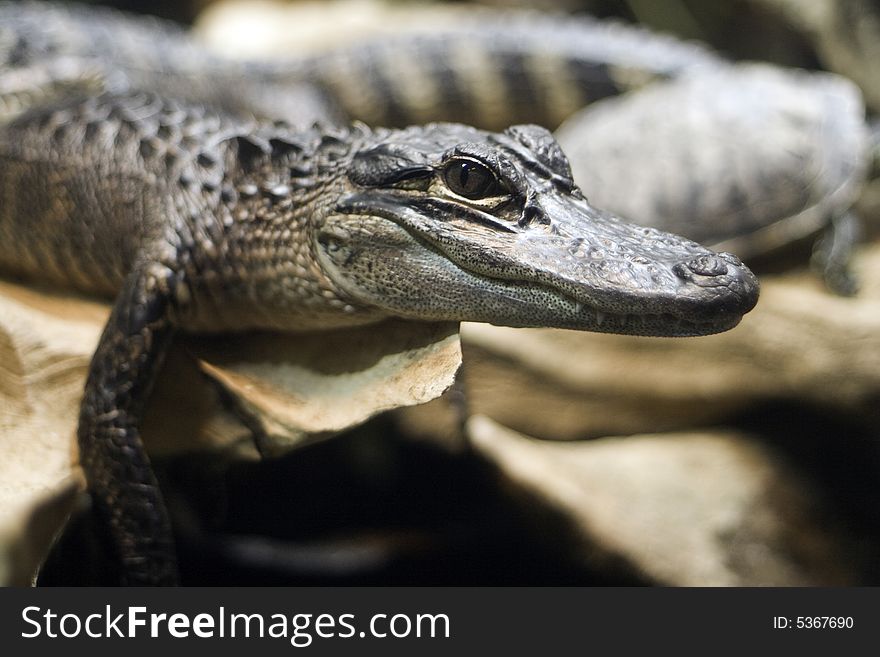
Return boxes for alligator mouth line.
[503,277,744,336]
[568,304,742,336]
[417,233,745,336]
[410,228,745,336]
[332,205,749,337]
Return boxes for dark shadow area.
[734,400,880,583]
[40,415,648,585]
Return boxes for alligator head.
[316,123,759,336]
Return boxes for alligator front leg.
[77,263,180,585]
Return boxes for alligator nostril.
[674,254,730,280]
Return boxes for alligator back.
[1,1,722,130]
[0,89,372,332]
[0,0,341,125]
[0,91,247,297]
[294,10,723,130]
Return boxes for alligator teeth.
[595,311,605,326]
[575,302,583,314]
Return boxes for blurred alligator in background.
[0,70,758,584]
[556,63,875,295]
[0,0,722,129]
[17,0,880,584]
[2,0,873,295]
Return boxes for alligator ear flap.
[349,144,433,189]
[504,124,575,187]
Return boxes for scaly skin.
[555,63,869,295]
[0,91,758,584]
[0,0,342,125]
[0,0,722,129]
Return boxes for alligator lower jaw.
[396,224,749,337]
[327,212,748,338]
[596,311,743,338]
[548,295,744,337]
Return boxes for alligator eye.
[443,158,505,199]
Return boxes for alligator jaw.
[321,190,760,337]
[533,290,752,336]
[317,121,760,336]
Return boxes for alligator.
[0,85,759,584]
[0,0,722,129]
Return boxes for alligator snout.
[675,254,731,278]
[673,251,760,317]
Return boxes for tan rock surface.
[469,415,860,586]
[0,278,460,584]
[398,242,880,441]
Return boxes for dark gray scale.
[297,14,722,131]
[0,90,254,295]
[1,1,727,131]
[0,1,340,126]
[0,57,110,124]
[0,0,205,75]
[556,63,872,295]
[0,82,763,584]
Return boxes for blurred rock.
[190,320,460,455]
[0,277,459,583]
[0,281,97,584]
[468,415,863,586]
[402,241,880,441]
[556,63,868,263]
[751,0,880,112]
[194,0,477,57]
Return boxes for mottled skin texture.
[3,1,865,298]
[0,2,764,586]
[0,0,343,125]
[0,1,722,129]
[0,90,758,584]
[556,63,869,295]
